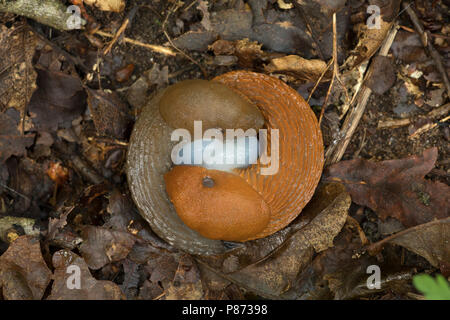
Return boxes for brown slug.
[126,71,324,255]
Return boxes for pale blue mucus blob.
[173,135,261,172]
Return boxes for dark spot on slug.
[202,176,215,188]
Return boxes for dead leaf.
[369,218,450,277]
[165,255,203,300]
[28,66,86,131]
[294,0,350,61]
[79,225,136,270]
[173,6,314,55]
[0,236,52,300]
[120,259,140,299]
[144,63,169,90]
[0,108,35,163]
[5,157,53,216]
[86,89,130,139]
[365,56,396,95]
[265,55,329,81]
[47,206,73,241]
[325,148,450,227]
[391,30,428,64]
[278,0,293,10]
[209,39,236,56]
[48,250,124,300]
[137,253,178,299]
[344,0,401,70]
[234,38,266,68]
[287,225,378,299]
[104,189,141,231]
[115,63,135,83]
[0,22,37,114]
[197,0,212,31]
[209,38,267,68]
[172,31,218,52]
[84,0,125,12]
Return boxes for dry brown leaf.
[0,108,35,163]
[173,6,314,55]
[0,236,52,300]
[234,39,265,68]
[28,66,86,131]
[164,255,204,300]
[197,0,212,31]
[79,226,136,270]
[84,0,125,12]
[277,0,293,10]
[326,148,450,227]
[365,56,396,95]
[391,219,450,274]
[343,0,401,70]
[265,55,328,81]
[48,250,124,300]
[0,22,37,114]
[86,89,130,139]
[369,218,450,276]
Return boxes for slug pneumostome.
[126,71,324,255]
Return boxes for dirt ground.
[0,0,448,300]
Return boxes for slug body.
[127,71,324,255]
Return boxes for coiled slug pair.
[126,71,323,255]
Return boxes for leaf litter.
[0,0,448,300]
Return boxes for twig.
[346,215,369,246]
[318,13,339,125]
[377,103,450,129]
[403,2,450,96]
[409,115,449,139]
[319,57,336,125]
[162,2,208,78]
[366,217,450,256]
[307,59,333,103]
[324,23,399,166]
[0,182,30,201]
[0,0,79,31]
[95,30,176,56]
[377,117,412,129]
[103,5,139,55]
[183,0,199,12]
[318,13,349,125]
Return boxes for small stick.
[95,30,176,56]
[307,59,333,103]
[403,2,450,97]
[162,2,208,78]
[377,103,450,129]
[319,58,336,125]
[0,182,30,201]
[324,23,399,166]
[409,115,449,139]
[318,13,338,125]
[318,13,349,125]
[103,5,139,55]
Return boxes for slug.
[126,71,324,255]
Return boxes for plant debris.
[326,148,450,227]
[0,0,448,301]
